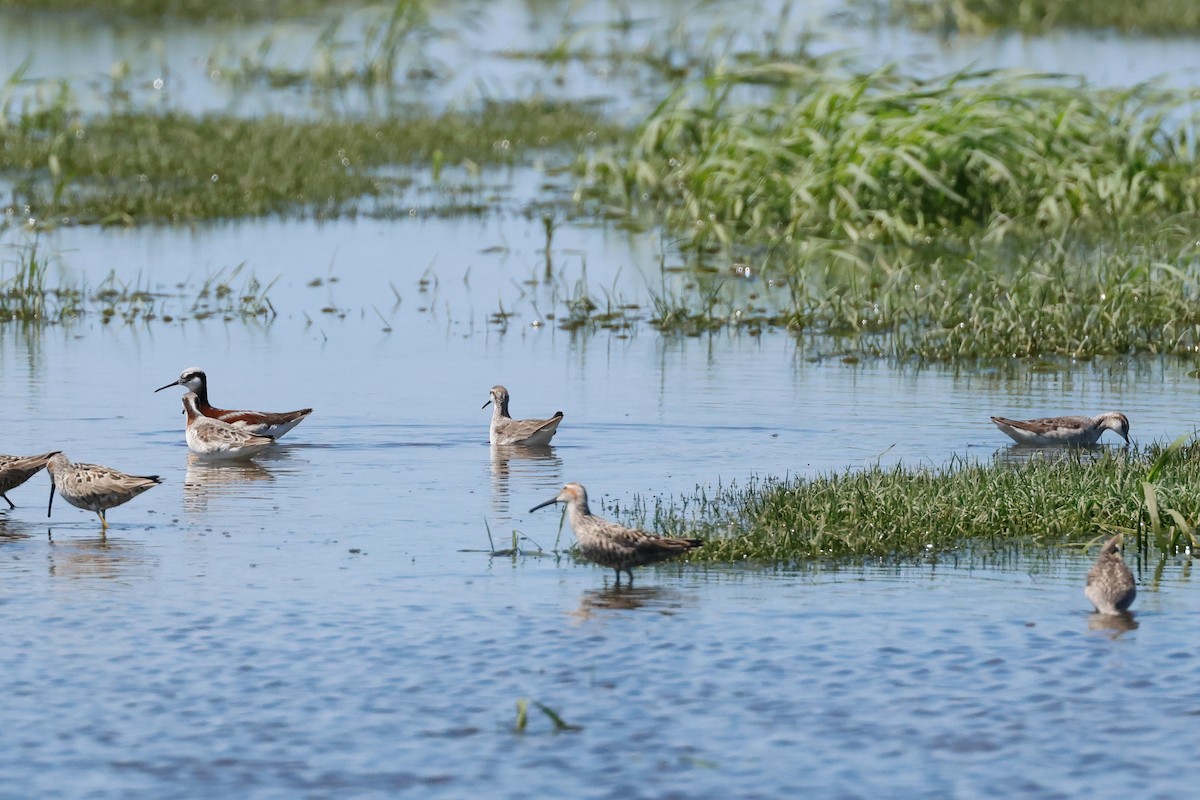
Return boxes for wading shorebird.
[990,413,1130,447]
[483,385,563,446]
[1085,535,1137,616]
[155,367,312,438]
[530,482,703,584]
[46,453,161,530]
[0,451,61,509]
[180,392,275,460]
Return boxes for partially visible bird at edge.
[0,451,60,509]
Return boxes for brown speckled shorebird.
[0,451,61,509]
[530,482,702,584]
[181,392,275,460]
[990,413,1130,447]
[156,367,312,439]
[1085,535,1137,615]
[483,385,563,446]
[46,453,162,530]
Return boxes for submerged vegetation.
[0,94,617,224]
[883,0,1200,36]
[625,440,1200,564]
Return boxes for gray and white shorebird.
[46,453,162,530]
[180,391,275,460]
[530,482,703,584]
[0,451,61,509]
[156,367,312,439]
[483,385,563,446]
[1085,535,1137,615]
[990,413,1130,447]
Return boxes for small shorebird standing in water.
[530,482,703,584]
[180,392,275,460]
[156,367,312,438]
[1086,535,1137,615]
[46,453,161,530]
[0,451,61,509]
[990,413,1130,447]
[483,385,563,446]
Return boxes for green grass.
[884,0,1200,36]
[622,440,1200,564]
[0,94,619,224]
[582,60,1200,250]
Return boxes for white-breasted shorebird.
[990,413,1130,447]
[155,367,312,438]
[1086,535,1137,615]
[180,392,275,460]
[483,385,563,446]
[46,453,161,529]
[0,451,61,509]
[530,482,702,584]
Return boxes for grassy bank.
[0,96,618,224]
[0,0,367,22]
[622,441,1200,564]
[583,62,1200,251]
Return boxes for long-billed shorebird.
[1086,535,1137,615]
[180,391,275,460]
[483,385,563,446]
[530,482,702,584]
[155,367,312,438]
[990,413,1130,447]
[46,453,161,529]
[0,451,61,509]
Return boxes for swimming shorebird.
[483,385,563,446]
[0,451,61,509]
[155,367,312,438]
[46,453,161,530]
[1085,535,1137,615]
[530,482,703,584]
[990,413,1130,447]
[180,392,275,460]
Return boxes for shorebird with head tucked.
[156,367,312,439]
[990,413,1130,447]
[46,453,161,530]
[483,385,563,446]
[530,482,703,584]
[0,451,61,509]
[1086,535,1137,615]
[180,392,275,460]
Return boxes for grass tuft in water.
[628,444,1200,564]
[878,0,1200,36]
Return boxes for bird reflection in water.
[183,454,274,515]
[488,443,562,520]
[569,585,683,623]
[46,533,153,583]
[1087,611,1138,638]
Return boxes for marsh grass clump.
[0,92,619,224]
[583,60,1200,251]
[883,0,1200,36]
[0,0,367,22]
[628,445,1200,563]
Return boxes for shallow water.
[3,1,1200,797]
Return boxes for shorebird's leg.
[626,569,635,585]
[613,567,622,585]
[98,511,108,530]
[2,493,13,510]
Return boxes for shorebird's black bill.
[529,497,558,513]
[481,399,492,409]
[154,379,181,393]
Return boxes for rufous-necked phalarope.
[46,453,161,530]
[156,367,312,438]
[990,412,1130,446]
[1086,535,1136,615]
[0,450,61,509]
[483,385,563,446]
[530,483,703,584]
[180,392,275,460]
